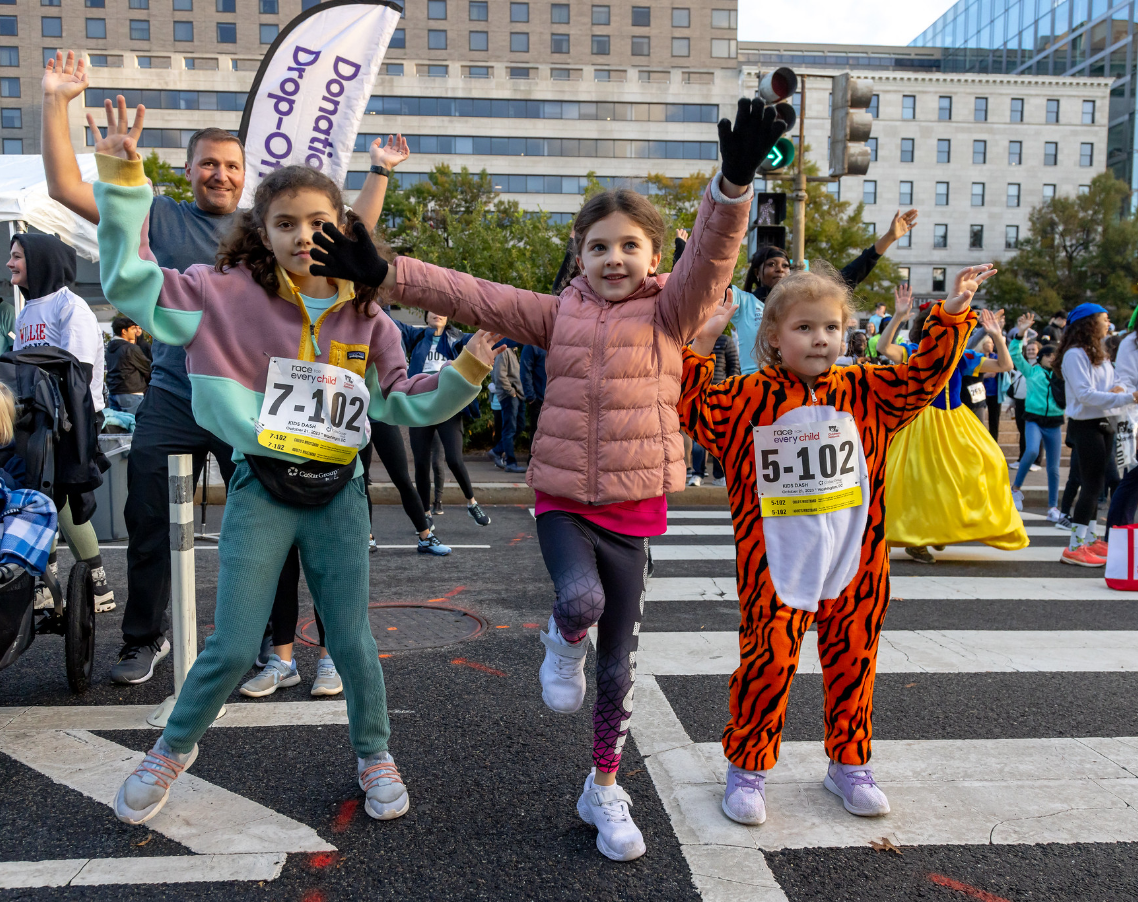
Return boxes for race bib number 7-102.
[752,417,863,517]
[256,357,370,465]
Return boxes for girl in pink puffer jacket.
[310,96,792,862]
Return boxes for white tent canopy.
[0,154,100,262]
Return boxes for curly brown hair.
[1056,313,1107,369]
[215,165,379,316]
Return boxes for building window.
[509,32,528,52]
[975,97,987,121]
[938,95,952,120]
[672,37,689,57]
[258,0,276,12]
[469,1,487,20]
[710,8,736,28]
[867,94,879,118]
[1007,183,1020,207]
[552,33,569,53]
[631,6,649,25]
[129,0,148,7]
[508,67,529,78]
[898,231,911,248]
[41,16,61,37]
[1046,98,1059,123]
[130,19,150,39]
[1080,142,1094,166]
[0,15,12,34]
[1009,141,1022,165]
[2,138,21,153]
[935,181,949,205]
[901,94,915,119]
[1083,100,1095,124]
[899,180,913,205]
[1010,97,1023,122]
[259,23,277,43]
[936,139,950,163]
[216,22,235,42]
[390,28,404,48]
[41,0,60,5]
[932,267,946,291]
[826,181,840,201]
[591,34,609,54]
[86,18,106,38]
[301,0,319,8]
[933,224,947,248]
[971,139,988,164]
[897,266,910,283]
[86,0,105,6]
[216,0,232,9]
[1043,183,1056,201]
[469,30,487,51]
[900,138,914,162]
[428,29,448,49]
[1044,141,1057,166]
[591,4,609,25]
[971,182,985,206]
[551,3,569,23]
[1079,184,1090,194]
[0,48,17,67]
[426,65,448,77]
[0,78,19,97]
[428,0,446,19]
[969,225,983,249]
[173,21,193,40]
[1,107,19,128]
[863,180,876,204]
[631,36,649,55]
[510,2,528,22]
[385,63,403,75]
[862,222,876,236]
[1006,225,1019,249]
[467,65,488,77]
[710,38,736,58]
[866,137,877,162]
[672,7,689,27]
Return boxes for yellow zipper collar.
[274,265,355,361]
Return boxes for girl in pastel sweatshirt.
[309,97,790,862]
[91,131,500,828]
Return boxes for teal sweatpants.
[163,462,389,757]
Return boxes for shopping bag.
[1105,525,1138,590]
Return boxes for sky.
[739,0,961,47]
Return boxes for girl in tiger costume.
[678,262,990,825]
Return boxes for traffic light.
[829,72,874,178]
[760,136,796,175]
[749,191,787,254]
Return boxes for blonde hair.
[754,261,856,369]
[0,384,14,446]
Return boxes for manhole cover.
[298,603,485,651]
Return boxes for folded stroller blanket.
[0,485,58,575]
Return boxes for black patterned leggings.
[536,511,648,774]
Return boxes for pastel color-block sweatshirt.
[92,154,489,470]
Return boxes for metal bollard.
[147,454,225,727]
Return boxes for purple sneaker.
[823,761,890,816]
[722,762,766,825]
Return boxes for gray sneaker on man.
[239,654,300,697]
[114,735,198,825]
[310,655,343,697]
[111,637,171,685]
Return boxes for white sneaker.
[1008,461,1019,469]
[823,761,890,817]
[114,736,198,825]
[239,655,300,697]
[1047,507,1063,523]
[311,655,343,696]
[722,762,766,825]
[1030,464,1041,471]
[538,614,587,713]
[686,474,702,487]
[709,476,726,487]
[1012,488,1024,511]
[358,752,409,820]
[577,770,646,861]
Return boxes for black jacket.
[105,337,152,394]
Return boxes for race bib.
[753,417,863,517]
[256,357,370,465]
[967,382,986,404]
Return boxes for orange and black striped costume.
[677,303,976,771]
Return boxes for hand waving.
[978,308,1002,336]
[893,282,913,319]
[717,97,794,190]
[369,134,410,171]
[1016,312,1036,334]
[464,331,507,369]
[885,209,919,243]
[945,264,998,315]
[310,221,390,287]
[691,297,739,357]
[85,95,144,161]
[43,51,88,104]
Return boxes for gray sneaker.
[111,637,171,685]
[114,735,198,825]
[358,752,410,820]
[311,655,343,697]
[239,655,300,697]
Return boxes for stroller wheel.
[64,562,95,694]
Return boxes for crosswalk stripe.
[650,544,1069,562]
[0,854,288,889]
[637,630,1138,675]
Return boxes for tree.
[142,151,193,203]
[985,171,1138,320]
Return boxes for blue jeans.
[1014,420,1061,509]
[493,395,518,465]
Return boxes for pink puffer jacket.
[390,175,751,504]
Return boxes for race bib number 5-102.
[752,416,863,517]
[256,357,370,465]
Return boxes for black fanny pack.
[245,454,356,506]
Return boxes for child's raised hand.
[717,97,794,193]
[311,221,391,288]
[676,228,690,242]
[978,308,1002,336]
[893,282,913,318]
[691,298,739,357]
[86,95,144,162]
[945,264,998,314]
[464,331,507,369]
[370,134,410,170]
[1017,312,1035,334]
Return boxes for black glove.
[310,220,390,287]
[717,97,795,188]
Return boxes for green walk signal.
[760,137,796,174]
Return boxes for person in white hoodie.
[1056,303,1138,567]
[1106,316,1138,533]
[6,232,114,609]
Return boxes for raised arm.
[1008,313,1035,376]
[877,283,913,364]
[350,134,409,232]
[976,309,1013,374]
[677,349,731,462]
[873,209,918,256]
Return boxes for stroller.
[0,347,104,694]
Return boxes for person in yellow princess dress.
[880,292,1028,563]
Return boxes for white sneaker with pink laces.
[358,752,410,820]
[114,736,198,825]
